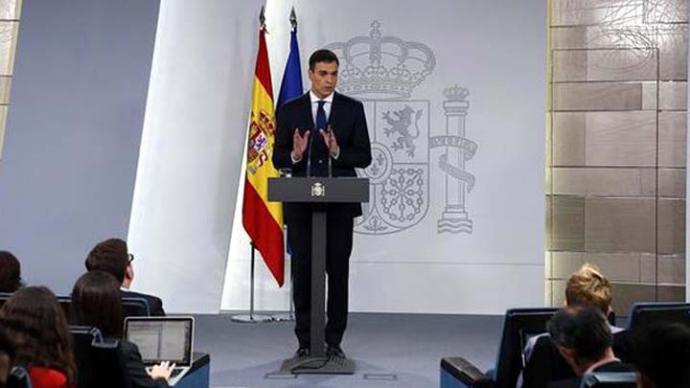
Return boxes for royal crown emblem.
[325,21,435,99]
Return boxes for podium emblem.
[311,182,325,197]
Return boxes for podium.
[268,176,369,374]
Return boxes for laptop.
[124,316,195,386]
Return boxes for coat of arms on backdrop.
[325,21,477,235]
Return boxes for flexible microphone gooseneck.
[305,129,314,178]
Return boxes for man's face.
[309,61,338,99]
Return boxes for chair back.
[627,302,690,330]
[70,326,130,388]
[580,372,637,387]
[122,296,151,317]
[0,292,12,311]
[493,307,560,387]
[57,296,72,321]
[6,366,32,388]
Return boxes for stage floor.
[194,312,503,387]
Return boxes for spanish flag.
[242,21,285,286]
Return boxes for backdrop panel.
[0,0,159,295]
[127,0,265,313]
[222,0,546,314]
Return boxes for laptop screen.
[124,317,193,366]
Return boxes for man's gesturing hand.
[291,129,310,162]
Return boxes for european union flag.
[277,27,303,109]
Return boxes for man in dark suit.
[272,49,372,358]
[546,306,634,388]
[85,238,165,316]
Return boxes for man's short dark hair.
[84,238,128,283]
[547,306,612,363]
[309,49,339,70]
[637,323,690,388]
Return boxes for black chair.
[440,307,559,388]
[0,292,12,310]
[58,295,150,322]
[122,296,151,317]
[57,296,73,320]
[6,366,32,388]
[627,302,690,330]
[580,372,637,387]
[70,326,131,388]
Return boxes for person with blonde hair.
[565,263,613,316]
[519,263,622,388]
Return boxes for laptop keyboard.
[170,368,184,378]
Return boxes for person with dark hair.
[0,286,77,388]
[85,238,165,316]
[636,323,690,388]
[71,271,173,387]
[0,251,22,293]
[546,306,633,388]
[273,48,372,358]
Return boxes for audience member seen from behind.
[0,251,22,293]
[546,306,632,388]
[71,271,173,387]
[636,323,690,388]
[0,286,76,388]
[520,263,622,388]
[85,238,165,316]
[0,324,16,386]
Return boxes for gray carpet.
[193,313,503,388]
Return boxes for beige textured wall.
[547,0,688,315]
[0,0,22,160]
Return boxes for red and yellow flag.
[242,26,284,286]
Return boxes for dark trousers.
[287,212,354,348]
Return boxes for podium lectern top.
[268,177,369,204]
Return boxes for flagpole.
[272,6,300,323]
[231,6,274,324]
[232,242,272,323]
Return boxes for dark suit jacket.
[118,339,170,388]
[273,92,372,221]
[121,289,165,317]
[547,360,634,388]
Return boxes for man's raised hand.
[291,129,310,161]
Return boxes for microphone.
[327,125,333,178]
[305,128,314,178]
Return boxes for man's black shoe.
[326,344,346,359]
[296,347,310,358]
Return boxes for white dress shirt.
[309,90,334,126]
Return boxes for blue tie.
[316,100,327,133]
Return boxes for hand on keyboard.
[146,360,176,382]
